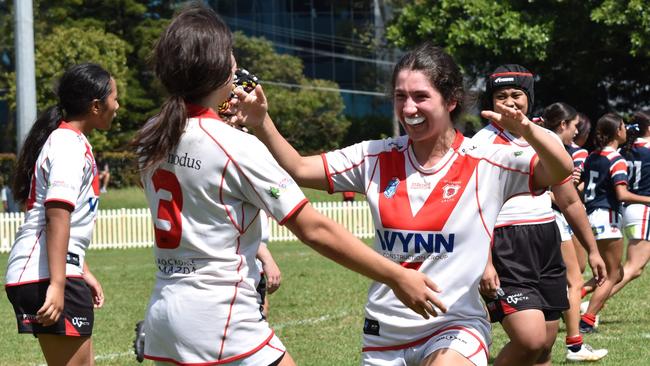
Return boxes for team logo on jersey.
[388,141,403,150]
[268,186,282,199]
[384,177,400,198]
[442,183,461,201]
[514,150,523,157]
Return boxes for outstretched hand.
[229,84,268,130]
[481,104,532,137]
[390,268,447,319]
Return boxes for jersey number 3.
[152,169,183,249]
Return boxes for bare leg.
[277,352,296,366]
[586,238,624,315]
[38,334,94,366]
[561,239,583,338]
[494,310,547,366]
[534,320,560,366]
[421,348,474,366]
[609,239,650,297]
[572,235,588,273]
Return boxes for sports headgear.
[486,64,534,113]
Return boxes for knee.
[629,266,644,280]
[615,267,625,283]
[511,335,547,354]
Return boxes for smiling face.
[492,87,529,116]
[393,69,456,144]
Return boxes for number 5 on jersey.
[152,169,183,249]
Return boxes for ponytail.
[622,111,650,154]
[593,113,624,150]
[12,105,64,203]
[133,4,233,171]
[541,102,577,133]
[131,96,187,171]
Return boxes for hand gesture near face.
[481,104,533,137]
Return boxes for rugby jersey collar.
[58,120,82,135]
[186,103,220,120]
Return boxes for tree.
[234,32,350,154]
[0,0,177,152]
[0,2,351,155]
[386,0,650,119]
[3,25,129,151]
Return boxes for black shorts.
[257,272,267,303]
[483,222,569,322]
[6,277,94,336]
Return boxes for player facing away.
[5,63,117,365]
[609,112,650,299]
[231,42,572,366]
[578,113,650,333]
[131,5,442,366]
[540,102,608,361]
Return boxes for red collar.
[186,103,220,120]
[58,120,82,135]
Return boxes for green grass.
[99,186,343,210]
[2,245,649,365]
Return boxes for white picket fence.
[0,201,374,253]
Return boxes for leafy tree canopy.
[234,32,350,154]
[386,0,650,119]
[1,2,350,155]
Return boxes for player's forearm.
[561,202,598,254]
[256,244,274,266]
[253,114,328,190]
[287,204,402,286]
[520,124,573,188]
[552,181,599,253]
[616,186,650,205]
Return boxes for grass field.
[1,243,650,365]
[99,186,343,209]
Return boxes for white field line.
[33,313,351,365]
[272,311,350,330]
[36,351,133,366]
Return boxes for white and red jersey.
[5,122,100,286]
[141,105,306,365]
[471,122,557,227]
[322,130,537,350]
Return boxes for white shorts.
[554,210,573,242]
[623,204,650,240]
[587,208,622,240]
[149,334,285,366]
[361,325,488,366]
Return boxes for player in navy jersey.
[131,5,443,366]
[609,111,650,299]
[541,102,608,361]
[579,113,650,333]
[569,113,592,273]
[234,44,572,366]
[5,63,117,365]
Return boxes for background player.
[5,63,116,366]
[131,5,443,366]
[579,113,650,333]
[234,42,572,366]
[541,102,608,361]
[610,111,650,298]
